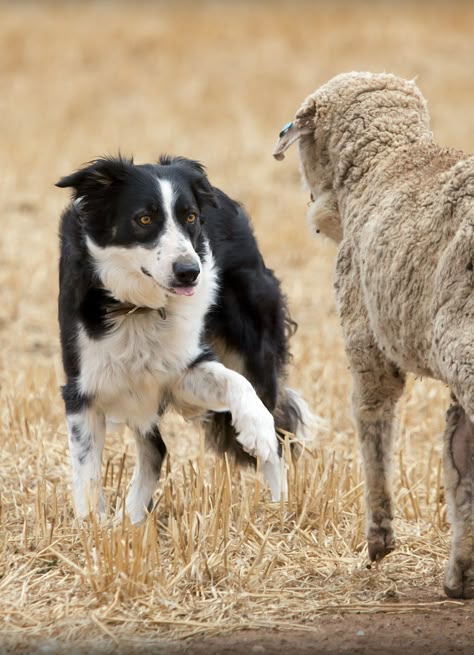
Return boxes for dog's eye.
[186,213,197,224]
[138,215,152,226]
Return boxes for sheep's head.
[273,72,431,244]
[273,79,345,243]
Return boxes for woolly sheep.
[273,71,474,599]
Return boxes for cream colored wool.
[275,71,474,599]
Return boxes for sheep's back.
[344,142,471,379]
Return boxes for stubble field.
[1,2,474,653]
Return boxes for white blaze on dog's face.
[152,179,202,295]
[56,157,217,309]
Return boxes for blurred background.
[2,0,474,650]
[4,0,474,420]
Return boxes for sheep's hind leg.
[351,364,405,563]
[443,402,474,599]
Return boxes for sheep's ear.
[273,121,314,160]
[273,99,316,160]
[55,156,133,198]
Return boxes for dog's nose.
[172,259,200,285]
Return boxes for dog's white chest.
[77,313,201,425]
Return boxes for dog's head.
[272,72,431,243]
[57,155,218,307]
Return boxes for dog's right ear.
[55,156,133,198]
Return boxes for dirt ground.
[2,1,474,653]
[24,602,474,655]
[181,608,474,655]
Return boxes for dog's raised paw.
[234,402,277,463]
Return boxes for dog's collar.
[104,302,167,320]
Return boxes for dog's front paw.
[72,485,106,523]
[235,404,277,462]
[234,403,286,501]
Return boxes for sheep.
[273,71,474,599]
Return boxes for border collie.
[56,155,309,524]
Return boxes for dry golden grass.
[2,1,474,651]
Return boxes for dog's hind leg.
[443,401,474,599]
[126,424,167,525]
[66,406,106,519]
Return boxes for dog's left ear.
[159,155,218,210]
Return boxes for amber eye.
[138,215,152,226]
[186,213,197,224]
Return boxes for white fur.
[77,244,217,431]
[66,409,106,517]
[86,236,169,310]
[125,432,164,524]
[159,177,175,221]
[155,178,202,281]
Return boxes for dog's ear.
[55,156,133,198]
[190,165,219,211]
[159,155,218,210]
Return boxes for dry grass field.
[2,1,474,653]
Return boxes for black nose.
[172,259,200,285]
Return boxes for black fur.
[199,192,300,459]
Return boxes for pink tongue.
[174,286,195,297]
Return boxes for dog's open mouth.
[141,267,196,297]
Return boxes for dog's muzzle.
[172,257,200,287]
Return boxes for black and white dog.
[57,155,309,524]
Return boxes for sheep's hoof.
[444,561,474,599]
[367,525,396,562]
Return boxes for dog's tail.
[274,386,314,457]
[203,387,314,464]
